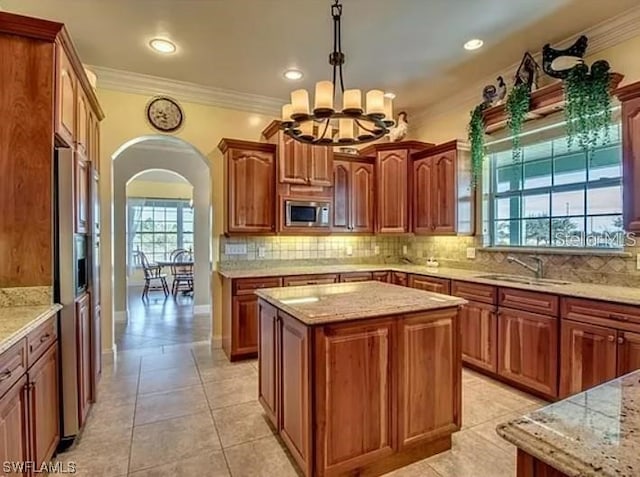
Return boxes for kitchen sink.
[477,274,571,286]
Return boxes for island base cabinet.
[516,449,569,477]
[258,301,278,428]
[0,376,29,477]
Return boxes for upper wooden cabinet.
[76,88,89,155]
[412,140,474,236]
[55,45,77,147]
[74,153,90,234]
[360,141,431,234]
[332,155,375,233]
[219,139,276,235]
[618,82,640,232]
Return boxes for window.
[127,199,194,264]
[487,124,623,248]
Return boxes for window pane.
[524,159,551,189]
[153,208,165,221]
[523,141,552,162]
[587,185,622,215]
[496,165,521,193]
[523,217,550,246]
[590,144,622,181]
[552,217,583,247]
[494,220,518,246]
[554,152,586,185]
[586,215,624,248]
[552,189,585,217]
[523,193,549,219]
[165,208,178,221]
[496,197,519,220]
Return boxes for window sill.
[477,246,632,258]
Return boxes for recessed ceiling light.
[149,38,177,54]
[464,39,484,51]
[384,92,396,100]
[283,69,304,81]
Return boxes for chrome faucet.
[507,255,544,279]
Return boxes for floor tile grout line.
[125,357,142,475]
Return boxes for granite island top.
[255,280,466,325]
[219,264,640,307]
[0,304,62,354]
[497,370,640,477]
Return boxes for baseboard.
[194,304,211,314]
[211,334,222,348]
[113,310,128,323]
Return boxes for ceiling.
[3,0,639,113]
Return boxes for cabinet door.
[93,303,102,393]
[232,295,259,356]
[351,162,375,233]
[559,320,617,397]
[332,160,351,231]
[279,313,311,476]
[498,308,558,397]
[258,301,279,428]
[76,89,89,155]
[283,274,338,287]
[308,145,333,186]
[408,275,451,295]
[376,150,408,233]
[622,96,640,232]
[618,331,640,376]
[398,309,459,448]
[74,154,90,234]
[460,301,498,373]
[0,377,29,477]
[55,45,76,147]
[227,148,275,233]
[76,293,92,427]
[432,151,456,234]
[93,116,101,173]
[315,319,394,475]
[372,272,390,283]
[279,135,309,184]
[392,272,408,287]
[413,157,434,234]
[339,272,373,283]
[28,345,60,467]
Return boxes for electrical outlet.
[466,247,476,259]
[402,245,408,255]
[636,253,640,270]
[258,246,266,258]
[346,245,353,256]
[225,243,247,255]
[374,245,380,255]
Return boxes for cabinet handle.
[607,335,615,342]
[40,333,51,343]
[0,370,11,382]
[618,336,625,345]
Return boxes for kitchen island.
[255,281,466,477]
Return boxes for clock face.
[146,97,184,132]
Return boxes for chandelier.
[280,0,395,146]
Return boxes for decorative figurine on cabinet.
[388,111,408,142]
[482,76,507,107]
[514,52,541,92]
[543,35,589,79]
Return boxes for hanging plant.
[468,104,487,187]
[505,83,531,161]
[564,61,612,152]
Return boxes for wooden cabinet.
[278,134,333,186]
[258,301,279,428]
[498,308,558,398]
[618,331,640,376]
[392,272,408,287]
[559,320,617,397]
[372,271,390,283]
[28,344,59,467]
[398,309,460,447]
[0,377,29,477]
[339,272,373,283]
[408,274,451,295]
[233,295,260,357]
[283,274,338,287]
[76,88,89,155]
[376,149,409,233]
[460,301,498,373]
[74,153,89,234]
[76,292,91,427]
[308,144,333,187]
[618,83,640,232]
[219,139,276,234]
[92,303,101,395]
[332,156,374,233]
[412,140,474,236]
[55,44,76,147]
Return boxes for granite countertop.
[218,264,640,307]
[255,280,466,325]
[0,304,62,354]
[497,370,640,477]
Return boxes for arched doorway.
[112,135,211,351]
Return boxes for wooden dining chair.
[136,251,169,300]
[171,250,194,296]
[169,248,188,262]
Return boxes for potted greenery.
[468,104,487,187]
[505,83,531,161]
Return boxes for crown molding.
[412,4,640,128]
[90,66,283,117]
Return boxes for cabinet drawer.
[408,275,451,295]
[392,272,408,286]
[283,274,338,287]
[372,272,390,283]
[499,288,559,316]
[0,339,27,398]
[27,315,58,368]
[233,277,282,296]
[562,297,640,329]
[451,281,497,305]
[339,272,373,283]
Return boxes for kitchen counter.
[0,304,62,354]
[255,280,466,325]
[219,263,640,307]
[497,370,640,477]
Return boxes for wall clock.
[146,96,184,132]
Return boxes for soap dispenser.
[426,257,439,268]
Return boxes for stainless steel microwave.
[285,200,330,227]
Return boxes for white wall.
[113,138,211,314]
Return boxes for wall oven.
[285,200,330,228]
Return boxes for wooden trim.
[411,140,469,160]
[218,138,276,154]
[261,119,282,140]
[615,80,640,102]
[57,28,104,120]
[0,12,63,42]
[333,152,375,164]
[360,140,433,156]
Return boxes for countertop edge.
[0,304,62,355]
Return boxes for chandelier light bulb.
[298,120,314,140]
[290,89,310,119]
[343,89,362,114]
[314,81,334,117]
[383,96,394,125]
[366,90,385,117]
[338,118,354,142]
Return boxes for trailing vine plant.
[505,83,531,161]
[468,104,487,187]
[564,61,612,152]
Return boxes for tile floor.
[57,341,547,477]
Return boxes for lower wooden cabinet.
[258,301,279,427]
[408,274,451,295]
[392,272,408,287]
[232,295,260,356]
[498,308,558,398]
[618,331,640,375]
[372,271,390,283]
[339,272,373,283]
[459,301,498,373]
[76,292,92,427]
[0,376,29,477]
[283,274,339,286]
